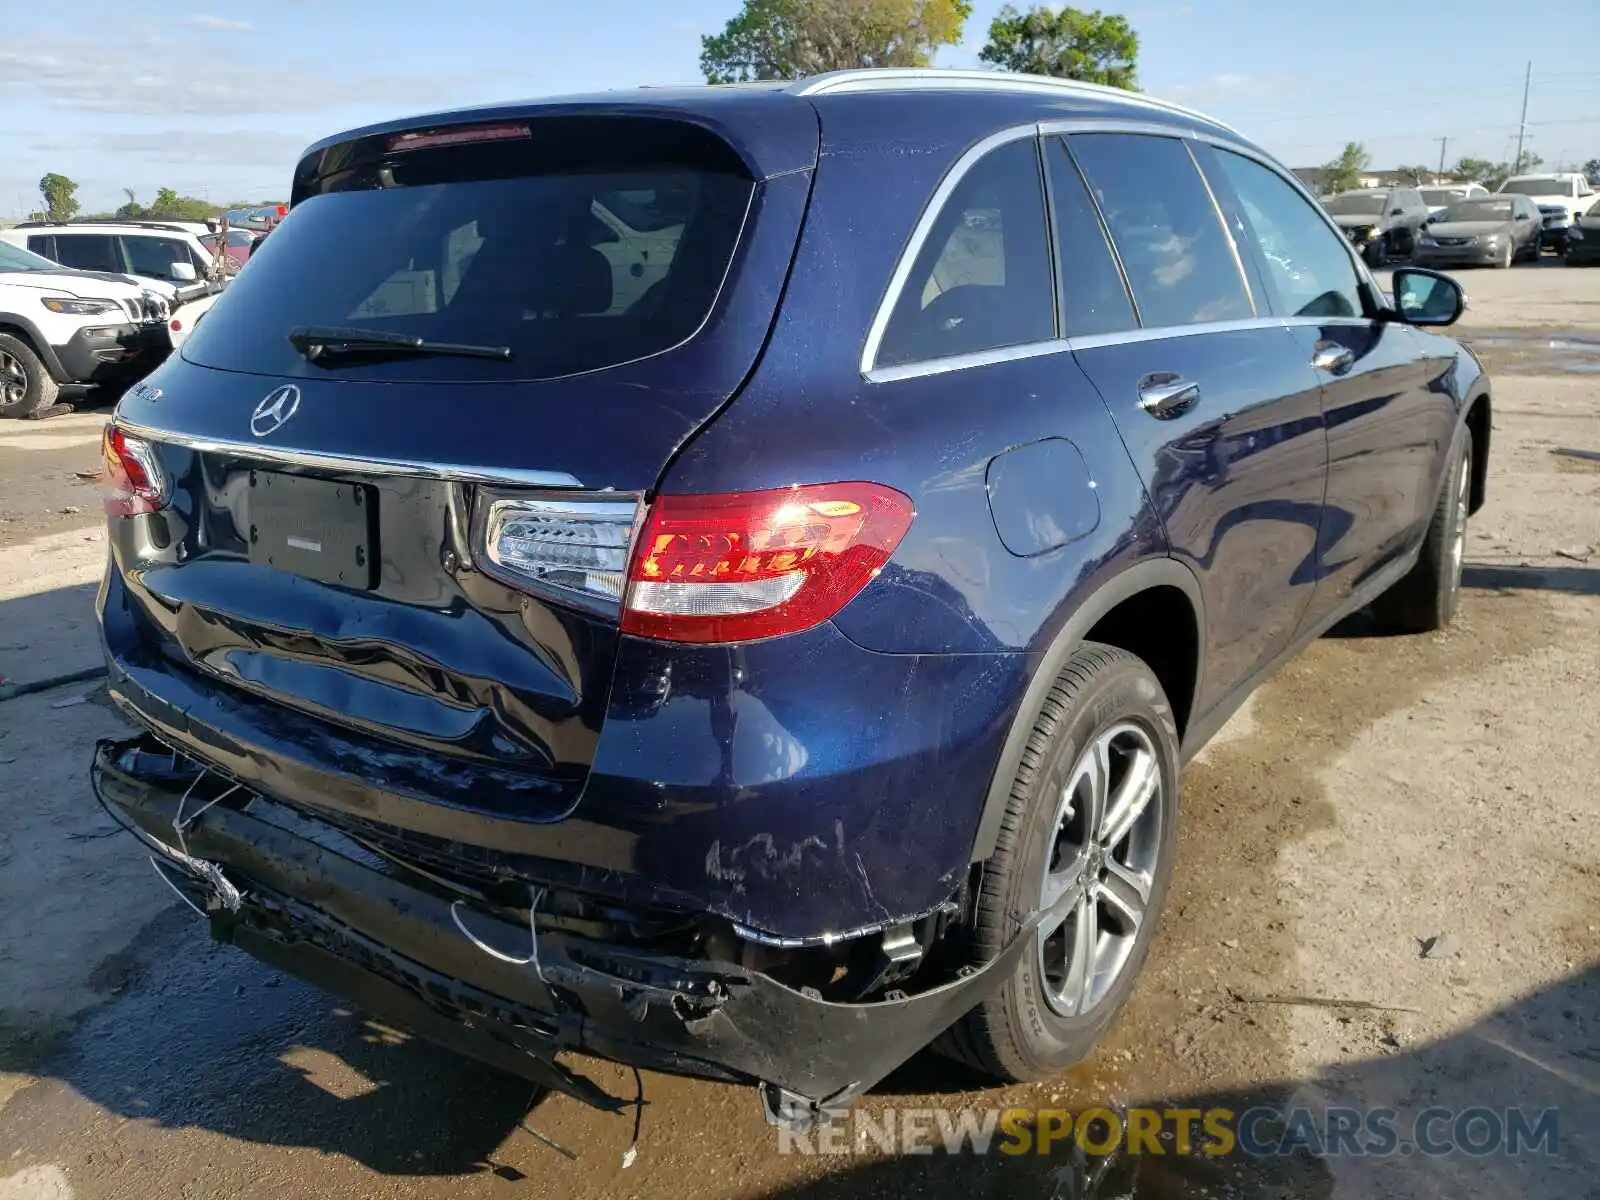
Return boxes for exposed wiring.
[148,856,207,918]
[622,1065,646,1168]
[450,887,547,980]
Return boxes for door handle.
[1311,341,1354,375]
[1136,373,1200,419]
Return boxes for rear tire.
[1371,428,1472,633]
[940,643,1180,1083]
[0,334,59,420]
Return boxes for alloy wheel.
[1036,722,1165,1018]
[0,351,28,407]
[1448,451,1469,587]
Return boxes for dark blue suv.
[94,69,1489,1122]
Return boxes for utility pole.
[1436,136,1448,178]
[1514,60,1531,172]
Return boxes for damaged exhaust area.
[92,732,1037,1120]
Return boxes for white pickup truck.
[0,240,171,418]
[1496,173,1598,253]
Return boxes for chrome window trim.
[113,420,585,489]
[792,69,1243,138]
[866,337,1071,384]
[858,123,1040,376]
[867,316,1320,383]
[859,117,1393,383]
[1064,316,1287,352]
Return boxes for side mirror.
[169,261,198,283]
[1391,267,1464,327]
[1389,207,1404,216]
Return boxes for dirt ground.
[0,261,1595,1200]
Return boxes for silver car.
[1414,196,1543,269]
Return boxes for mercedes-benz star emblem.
[250,384,301,437]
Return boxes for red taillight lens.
[621,482,914,643]
[102,426,167,517]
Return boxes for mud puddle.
[1456,328,1600,375]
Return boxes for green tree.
[978,4,1138,89]
[115,187,146,220]
[37,173,80,222]
[699,0,972,83]
[1392,164,1431,184]
[1450,157,1497,185]
[1584,158,1600,185]
[1321,143,1371,195]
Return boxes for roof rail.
[791,68,1240,136]
[14,218,203,233]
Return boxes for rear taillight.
[621,483,914,643]
[102,425,168,517]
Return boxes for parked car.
[1,221,222,304]
[199,228,257,273]
[1414,195,1543,268]
[0,240,169,417]
[93,69,1489,1124]
[1321,187,1432,265]
[1495,172,1597,252]
[1564,201,1600,266]
[1419,183,1488,216]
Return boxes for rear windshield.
[1496,179,1562,196]
[1323,193,1386,216]
[183,118,755,382]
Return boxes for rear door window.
[49,234,122,273]
[1067,134,1253,329]
[1043,139,1136,337]
[875,137,1055,367]
[183,119,756,382]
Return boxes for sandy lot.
[0,262,1595,1200]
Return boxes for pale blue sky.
[3,0,1596,216]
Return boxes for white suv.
[1495,173,1597,251]
[0,221,224,304]
[0,240,170,418]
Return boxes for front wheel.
[1371,428,1472,633]
[939,644,1180,1083]
[0,334,61,420]
[1363,237,1386,267]
[1495,240,1514,269]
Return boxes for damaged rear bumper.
[94,734,1033,1114]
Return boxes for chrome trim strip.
[858,123,1040,376]
[113,420,585,488]
[1064,316,1287,352]
[793,69,1242,137]
[868,318,1297,383]
[866,338,1071,383]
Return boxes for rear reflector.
[102,426,168,517]
[621,483,914,643]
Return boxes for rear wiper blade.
[288,325,512,362]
